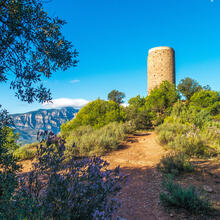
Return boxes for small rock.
[203,185,213,193]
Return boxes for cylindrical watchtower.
[147,46,175,94]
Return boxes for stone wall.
[147,46,175,94]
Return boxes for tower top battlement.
[148,46,174,53]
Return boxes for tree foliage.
[146,81,180,115]
[0,0,78,103]
[61,99,126,135]
[0,106,20,218]
[177,77,202,101]
[190,90,220,115]
[108,89,125,104]
[126,95,153,129]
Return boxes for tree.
[146,81,180,114]
[146,81,180,125]
[177,77,202,101]
[128,95,146,108]
[0,0,78,103]
[126,95,153,129]
[108,89,125,104]
[0,106,20,218]
[190,90,220,115]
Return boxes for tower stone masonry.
[147,46,175,94]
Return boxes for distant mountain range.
[11,107,78,145]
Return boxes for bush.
[156,122,191,145]
[126,95,154,130]
[169,132,217,157]
[7,132,125,219]
[157,123,219,157]
[160,176,212,214]
[156,100,220,157]
[190,90,220,115]
[61,99,126,135]
[14,143,38,160]
[164,101,212,128]
[146,81,180,116]
[64,122,132,158]
[158,153,194,176]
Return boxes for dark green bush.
[160,176,212,214]
[126,95,153,130]
[158,153,194,176]
[146,81,180,117]
[190,90,220,115]
[61,99,126,136]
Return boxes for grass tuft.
[160,176,212,215]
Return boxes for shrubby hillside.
[4,76,220,218]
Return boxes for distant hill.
[11,107,78,145]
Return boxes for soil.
[20,131,220,220]
[103,132,220,220]
[103,131,171,220]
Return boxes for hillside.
[11,107,78,145]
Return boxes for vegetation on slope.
[61,99,127,133]
[156,78,220,216]
[63,122,133,158]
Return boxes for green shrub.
[61,99,126,136]
[190,90,220,115]
[156,100,220,158]
[158,153,194,176]
[160,176,212,214]
[126,95,153,130]
[14,143,38,160]
[156,122,191,145]
[164,101,211,128]
[64,122,132,158]
[169,129,219,157]
[212,113,220,121]
[146,81,180,116]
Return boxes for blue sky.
[1,0,220,114]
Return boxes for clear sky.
[1,0,220,114]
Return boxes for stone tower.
[147,46,175,94]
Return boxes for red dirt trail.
[103,132,171,220]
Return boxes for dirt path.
[103,131,171,220]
